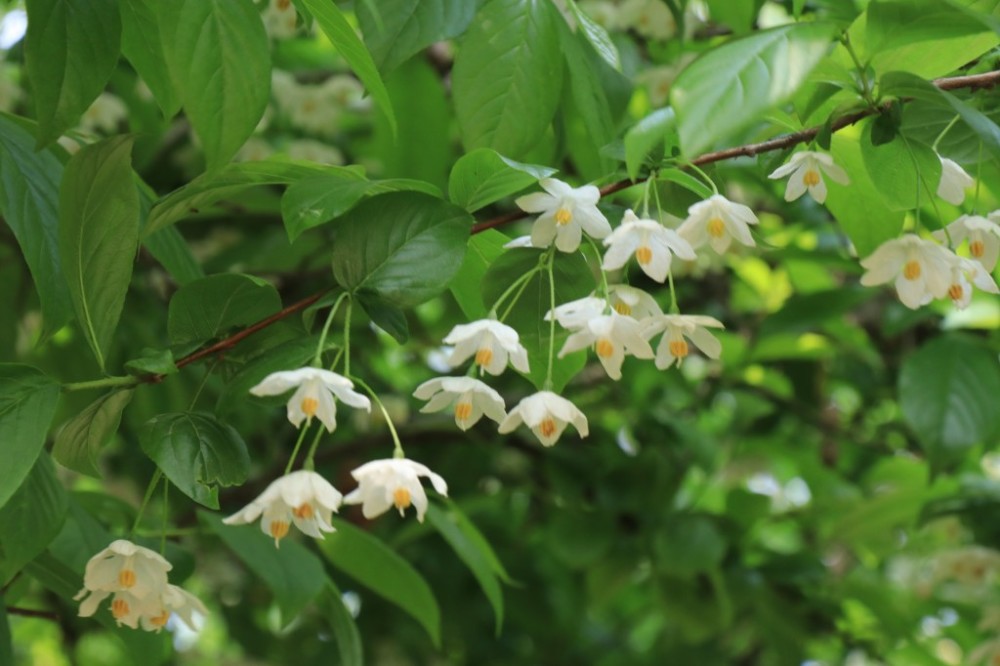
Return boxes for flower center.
[475,347,493,367]
[613,301,631,316]
[902,260,922,280]
[539,418,557,438]
[707,218,725,238]
[293,503,314,519]
[118,568,136,588]
[635,245,653,265]
[393,487,411,510]
[555,207,573,225]
[301,397,319,417]
[669,339,689,358]
[948,283,964,301]
[270,520,290,541]
[277,0,291,8]
[970,239,985,258]
[595,338,614,358]
[149,610,171,628]
[454,401,473,422]
[302,98,317,113]
[111,597,130,620]
[803,169,821,187]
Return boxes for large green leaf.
[318,517,441,646]
[0,454,67,581]
[624,108,680,181]
[162,0,270,172]
[0,604,10,666]
[167,273,281,347]
[300,0,398,136]
[671,22,837,157]
[319,581,364,666]
[143,226,205,285]
[0,115,72,332]
[24,0,121,145]
[52,389,134,477]
[899,336,1000,467]
[140,412,251,509]
[59,136,140,371]
[449,230,509,320]
[859,123,941,212]
[119,0,179,116]
[356,0,478,72]
[201,512,328,624]
[448,148,556,213]
[452,0,564,159]
[0,365,60,511]
[332,192,472,308]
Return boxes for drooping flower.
[263,0,298,39]
[249,367,371,432]
[935,214,1000,271]
[677,194,759,254]
[944,256,999,309]
[859,235,956,309]
[138,585,209,633]
[515,177,612,252]
[443,319,530,375]
[75,540,172,627]
[223,470,343,547]
[80,92,127,134]
[545,296,608,330]
[498,391,589,447]
[619,0,677,40]
[643,314,725,369]
[343,458,448,522]
[607,284,662,319]
[767,150,849,204]
[602,210,696,282]
[937,156,974,205]
[412,376,506,431]
[558,313,654,380]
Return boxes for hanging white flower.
[859,235,958,309]
[80,92,127,134]
[263,0,298,39]
[515,177,612,252]
[75,540,172,627]
[607,284,662,319]
[944,256,999,309]
[544,296,608,330]
[412,376,507,431]
[557,313,654,380]
[285,139,345,165]
[343,458,448,522]
[139,584,209,634]
[619,0,677,40]
[602,210,696,282]
[767,150,849,204]
[223,470,344,547]
[677,194,759,254]
[643,314,725,369]
[250,367,371,433]
[498,391,589,447]
[935,214,1000,271]
[936,156,974,206]
[443,319,530,375]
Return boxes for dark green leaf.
[449,230,509,320]
[167,273,281,347]
[358,294,409,343]
[217,336,323,416]
[654,515,727,576]
[0,454,67,581]
[0,365,60,511]
[140,412,251,509]
[52,389,134,477]
[319,581,364,666]
[566,0,621,70]
[860,121,941,211]
[625,108,679,180]
[448,148,556,213]
[143,226,204,285]
[356,0,477,73]
[0,604,11,666]
[119,0,180,116]
[124,348,178,377]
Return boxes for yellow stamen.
[475,347,493,367]
[635,245,653,265]
[111,598,130,620]
[970,240,985,258]
[669,339,689,359]
[903,260,922,280]
[277,0,291,8]
[555,207,573,225]
[149,611,171,628]
[301,397,319,418]
[948,284,964,301]
[707,218,725,238]
[803,169,821,187]
[393,488,411,510]
[269,520,290,541]
[539,418,557,438]
[118,569,136,588]
[293,503,314,519]
[595,338,614,358]
[613,301,632,316]
[454,401,473,422]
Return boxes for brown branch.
[6,606,60,621]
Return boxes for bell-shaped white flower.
[558,313,654,380]
[937,156,974,205]
[602,210,696,282]
[944,257,1000,309]
[343,458,448,522]
[859,235,956,309]
[544,296,608,330]
[935,214,1000,271]
[80,93,127,134]
[443,319,530,375]
[515,177,612,252]
[263,0,298,39]
[413,376,506,431]
[498,391,589,447]
[223,470,343,547]
[607,284,662,319]
[249,367,371,433]
[767,150,849,204]
[678,194,759,254]
[138,584,209,633]
[643,314,725,369]
[75,540,172,625]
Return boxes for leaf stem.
[841,32,877,108]
[343,297,353,377]
[352,375,405,458]
[130,469,163,537]
[545,253,557,391]
[284,423,312,474]
[667,269,680,314]
[302,426,326,471]
[314,292,349,366]
[490,264,541,318]
[62,376,137,392]
[932,114,961,151]
[584,236,610,299]
[685,162,718,195]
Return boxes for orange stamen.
[707,218,725,238]
[903,260,921,280]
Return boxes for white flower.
[602,210,696,282]
[607,284,662,319]
[249,367,371,432]
[343,458,448,522]
[498,391,589,447]
[75,540,172,626]
[642,314,725,369]
[544,296,608,330]
[677,194,759,254]
[859,235,956,309]
[223,470,343,546]
[945,257,999,309]
[767,150,849,204]
[263,0,298,39]
[558,313,654,380]
[443,319,530,375]
[937,156,974,205]
[285,139,345,165]
[412,376,506,431]
[935,214,1000,271]
[619,0,676,40]
[80,93,127,134]
[515,177,612,252]
[138,585,209,633]
[503,235,534,249]
[322,75,367,110]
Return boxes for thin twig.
[6,606,60,621]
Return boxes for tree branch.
[6,606,60,621]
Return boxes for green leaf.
[24,0,121,146]
[566,0,621,70]
[358,294,409,344]
[899,336,1000,467]
[860,121,941,211]
[448,148,556,213]
[317,517,442,647]
[332,192,472,308]
[705,0,761,33]
[0,604,11,666]
[453,0,564,159]
[119,0,180,116]
[52,389,134,477]
[162,0,270,172]
[0,114,72,332]
[124,349,178,377]
[625,108,679,180]
[167,273,281,347]
[319,581,364,666]
[140,412,251,509]
[0,365,60,511]
[356,0,477,73]
[653,514,727,576]
[59,136,140,372]
[449,230,509,320]
[671,22,837,157]
[201,512,328,624]
[657,167,714,199]
[143,226,205,285]
[0,454,67,581]
[301,0,397,136]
